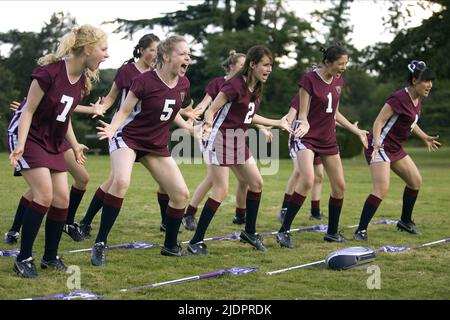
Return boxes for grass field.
[0,147,449,300]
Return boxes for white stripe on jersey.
[114,101,142,138]
[204,102,232,151]
[379,114,398,145]
[9,133,30,170]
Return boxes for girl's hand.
[9,145,24,168]
[96,120,115,143]
[423,135,441,152]
[9,101,21,113]
[73,144,89,165]
[293,120,309,138]
[90,97,106,119]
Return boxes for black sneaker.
[278,208,287,224]
[161,244,188,257]
[63,223,84,242]
[276,231,294,248]
[14,257,38,279]
[79,223,92,239]
[309,213,325,221]
[182,215,197,231]
[397,220,421,235]
[232,215,246,225]
[4,231,19,245]
[91,242,106,266]
[40,256,67,271]
[353,229,368,241]
[187,242,208,255]
[324,232,346,243]
[160,223,182,233]
[240,230,267,251]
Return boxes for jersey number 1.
[325,92,333,113]
[56,95,74,122]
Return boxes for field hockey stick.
[266,260,325,276]
[66,241,159,253]
[119,267,257,292]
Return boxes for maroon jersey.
[111,70,190,155]
[205,77,226,100]
[370,88,421,151]
[204,76,261,165]
[365,88,422,164]
[114,63,142,108]
[11,60,85,154]
[296,71,344,154]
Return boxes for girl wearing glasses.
[353,60,440,241]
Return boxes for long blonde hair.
[155,35,187,69]
[38,24,107,95]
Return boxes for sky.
[0,0,439,69]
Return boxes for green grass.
[0,147,449,300]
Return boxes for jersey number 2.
[244,102,256,124]
[161,99,176,121]
[56,95,74,122]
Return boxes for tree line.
[1,0,448,156]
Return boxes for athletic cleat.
[182,215,197,231]
[240,230,267,251]
[276,231,294,248]
[324,232,346,243]
[309,213,325,221]
[14,257,38,279]
[232,215,246,225]
[91,242,106,266]
[4,231,19,245]
[278,208,287,224]
[63,223,84,242]
[160,223,182,233]
[79,223,92,239]
[40,256,67,271]
[353,229,368,241]
[161,244,188,257]
[187,242,208,255]
[397,220,421,235]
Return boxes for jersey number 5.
[56,95,74,122]
[244,102,256,124]
[161,99,176,121]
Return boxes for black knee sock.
[43,206,68,261]
[311,200,321,217]
[157,192,170,224]
[80,187,105,226]
[17,202,48,261]
[66,186,85,225]
[279,192,306,232]
[357,194,382,231]
[245,191,261,235]
[281,193,291,210]
[95,194,123,244]
[164,206,184,248]
[328,196,344,235]
[10,196,31,233]
[190,198,221,244]
[401,187,419,223]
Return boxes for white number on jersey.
[160,99,176,121]
[56,95,74,122]
[244,102,256,124]
[325,92,333,113]
[410,114,419,132]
